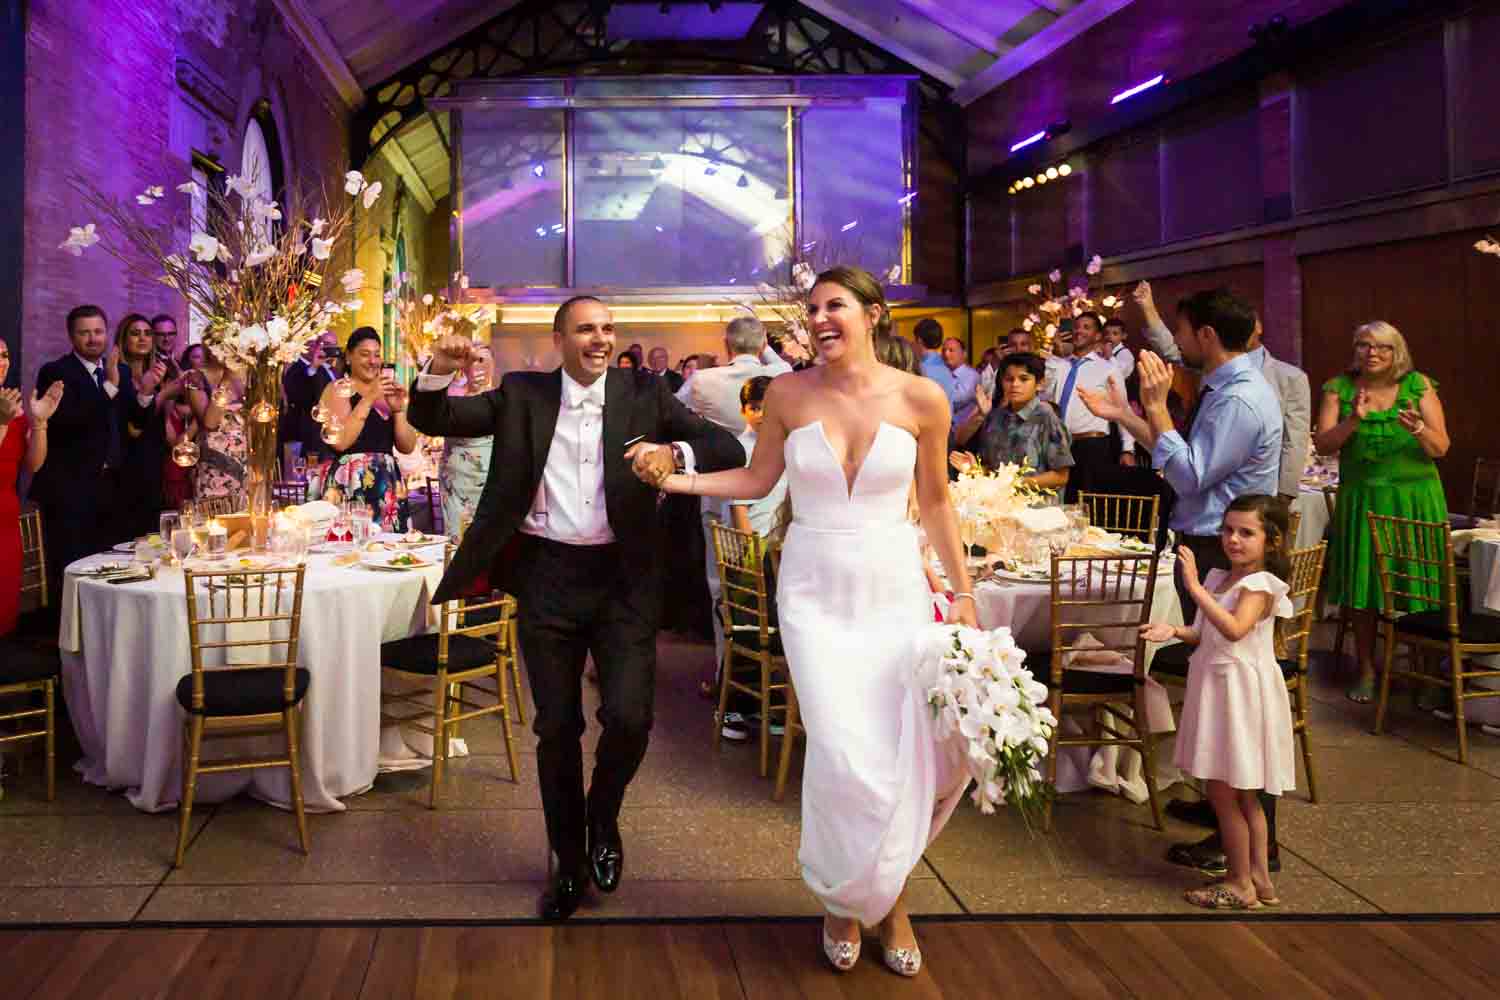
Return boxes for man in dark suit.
[644,346,683,392]
[32,305,159,595]
[279,331,336,461]
[407,296,744,921]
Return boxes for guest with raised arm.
[317,327,418,531]
[438,342,496,538]
[1313,321,1448,704]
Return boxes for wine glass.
[171,526,197,565]
[292,454,308,481]
[321,418,343,446]
[159,512,180,563]
[309,401,329,424]
[171,439,200,467]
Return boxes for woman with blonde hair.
[1313,320,1449,703]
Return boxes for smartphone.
[382,362,397,375]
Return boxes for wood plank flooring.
[6,919,1500,999]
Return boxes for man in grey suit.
[1133,281,1311,499]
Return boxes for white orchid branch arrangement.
[1021,255,1124,352]
[386,271,496,368]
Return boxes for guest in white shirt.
[976,346,1002,402]
[1046,313,1137,498]
[1101,317,1135,380]
[942,337,981,429]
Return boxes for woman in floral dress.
[184,348,247,504]
[439,343,495,538]
[319,328,418,531]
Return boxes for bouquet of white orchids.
[1021,254,1123,353]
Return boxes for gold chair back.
[1286,507,1303,551]
[1078,492,1160,542]
[1279,542,1328,802]
[711,522,772,651]
[182,565,308,712]
[1366,513,1452,626]
[19,507,46,611]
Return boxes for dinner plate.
[80,561,133,578]
[361,553,434,571]
[112,541,136,553]
[989,567,1052,584]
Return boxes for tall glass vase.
[244,356,284,551]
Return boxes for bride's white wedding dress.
[777,419,969,925]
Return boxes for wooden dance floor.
[5,917,1500,997]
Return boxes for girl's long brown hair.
[1225,494,1291,582]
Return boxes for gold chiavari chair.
[710,523,799,797]
[1286,507,1303,551]
[425,476,445,536]
[176,564,309,866]
[766,545,802,803]
[1078,492,1160,543]
[379,544,520,807]
[1042,552,1165,831]
[1368,514,1500,764]
[1278,543,1328,802]
[196,495,238,519]
[1,508,59,800]
[272,480,307,508]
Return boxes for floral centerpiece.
[912,624,1055,820]
[63,168,380,526]
[949,460,1057,561]
[751,225,902,359]
[387,270,497,369]
[1021,255,1123,352]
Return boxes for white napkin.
[1007,506,1069,534]
[1453,528,1500,556]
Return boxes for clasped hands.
[626,441,676,488]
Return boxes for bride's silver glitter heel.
[821,926,860,972]
[883,945,922,977]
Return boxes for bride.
[648,266,977,976]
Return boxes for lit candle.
[206,518,228,556]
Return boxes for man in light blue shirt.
[1077,286,1282,879]
[942,336,981,427]
[914,318,956,416]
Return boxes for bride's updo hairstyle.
[814,265,894,339]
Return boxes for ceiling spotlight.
[1022,176,1035,188]
[1045,166,1059,180]
[531,163,545,177]
[1035,173,1048,184]
[1058,163,1073,176]
[737,172,749,188]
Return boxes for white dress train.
[776,420,969,925]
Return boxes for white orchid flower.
[362,181,383,209]
[177,180,199,196]
[251,199,282,222]
[244,245,276,267]
[310,237,333,261]
[1027,283,1041,296]
[340,268,365,295]
[266,317,290,346]
[59,223,101,256]
[189,232,220,263]
[225,174,258,200]
[344,170,366,196]
[1086,254,1102,275]
[309,217,327,237]
[1048,268,1062,283]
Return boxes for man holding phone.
[280,330,337,461]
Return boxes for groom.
[407,296,744,920]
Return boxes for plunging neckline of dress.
[791,419,912,500]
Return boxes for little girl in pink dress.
[1143,494,1296,910]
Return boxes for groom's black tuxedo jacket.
[408,366,744,602]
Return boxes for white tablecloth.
[1293,487,1332,549]
[970,565,1185,804]
[59,546,448,813]
[1469,536,1500,615]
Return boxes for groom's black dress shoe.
[541,871,589,921]
[589,824,624,893]
[1166,833,1281,875]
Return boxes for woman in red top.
[0,340,63,634]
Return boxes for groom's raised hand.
[428,335,476,376]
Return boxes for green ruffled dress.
[1324,372,1448,612]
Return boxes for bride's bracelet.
[951,592,976,604]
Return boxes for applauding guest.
[32,306,155,592]
[114,313,172,537]
[318,327,418,531]
[439,342,496,538]
[1313,321,1448,703]
[0,341,62,635]
[644,347,682,391]
[1047,312,1137,497]
[950,352,1072,491]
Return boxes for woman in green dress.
[1313,321,1450,703]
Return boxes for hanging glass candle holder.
[211,381,233,408]
[333,377,355,399]
[250,400,277,424]
[310,401,328,423]
[171,439,200,467]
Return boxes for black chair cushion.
[1278,658,1301,680]
[1150,642,1192,678]
[175,667,310,716]
[727,625,784,656]
[0,639,60,685]
[12,606,61,643]
[1392,610,1500,645]
[1042,669,1137,697]
[380,634,499,674]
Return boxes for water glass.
[350,508,374,547]
[171,527,197,564]
[159,512,180,562]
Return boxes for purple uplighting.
[1111,74,1166,105]
[1009,130,1047,153]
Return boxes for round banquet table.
[960,560,1186,804]
[1470,536,1500,616]
[58,543,450,813]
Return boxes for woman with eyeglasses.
[1313,321,1449,703]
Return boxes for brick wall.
[18,0,353,393]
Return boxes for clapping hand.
[30,382,63,422]
[1176,544,1200,590]
[1137,352,1173,411]
[1076,375,1128,422]
[974,383,994,418]
[1140,622,1176,643]
[0,388,20,422]
[139,360,167,395]
[429,335,476,376]
[1396,403,1424,437]
[626,441,675,487]
[1132,280,1157,317]
[104,345,122,386]
[948,450,978,474]
[1353,388,1373,420]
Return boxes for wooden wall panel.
[916,129,962,296]
[968,191,1012,285]
[1162,96,1262,242]
[1013,178,1069,276]
[1294,23,1448,213]
[1300,229,1499,504]
[1452,4,1500,180]
[1089,132,1161,256]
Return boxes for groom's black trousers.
[512,535,658,875]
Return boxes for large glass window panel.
[460,108,566,287]
[798,100,906,279]
[573,108,791,286]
